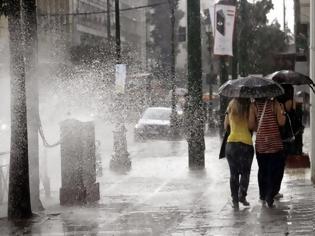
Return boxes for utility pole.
[201,9,215,134]
[115,0,121,62]
[107,0,111,39]
[187,0,205,169]
[283,0,286,31]
[110,0,131,171]
[310,0,315,183]
[231,0,238,80]
[168,0,178,138]
[219,56,228,137]
[7,0,32,219]
[217,0,236,137]
[239,0,248,77]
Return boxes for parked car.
[134,107,183,141]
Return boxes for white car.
[134,107,183,141]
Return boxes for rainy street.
[1,0,315,235]
[0,125,314,235]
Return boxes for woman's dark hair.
[277,84,294,103]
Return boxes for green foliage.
[237,0,289,75]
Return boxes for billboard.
[115,64,127,94]
[213,4,236,56]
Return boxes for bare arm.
[224,112,229,130]
[248,103,257,131]
[275,101,286,126]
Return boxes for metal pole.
[239,0,248,77]
[169,0,178,138]
[217,0,236,136]
[115,0,121,63]
[283,0,286,31]
[187,0,205,169]
[219,56,228,137]
[310,0,315,183]
[110,0,131,171]
[231,0,238,80]
[107,0,111,39]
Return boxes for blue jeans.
[226,142,254,202]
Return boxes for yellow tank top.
[227,114,253,146]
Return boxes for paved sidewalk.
[0,135,315,235]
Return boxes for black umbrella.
[265,70,315,93]
[218,76,284,98]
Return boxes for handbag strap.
[257,101,267,133]
[284,113,295,141]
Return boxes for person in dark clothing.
[254,98,286,208]
[276,85,304,199]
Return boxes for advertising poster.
[115,64,127,94]
[213,4,236,56]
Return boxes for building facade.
[36,0,147,68]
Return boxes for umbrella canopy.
[265,70,315,86]
[218,76,284,98]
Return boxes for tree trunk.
[187,0,205,169]
[7,0,32,219]
[21,0,43,211]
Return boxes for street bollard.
[59,119,100,205]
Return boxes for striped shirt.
[255,100,283,154]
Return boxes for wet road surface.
[0,125,314,235]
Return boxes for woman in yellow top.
[224,98,256,209]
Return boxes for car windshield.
[142,108,171,121]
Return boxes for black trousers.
[256,151,285,203]
[226,142,254,202]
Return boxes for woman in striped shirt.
[253,98,286,208]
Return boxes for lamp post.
[107,0,111,39]
[168,0,178,138]
[201,9,216,134]
[216,0,237,137]
[110,0,131,171]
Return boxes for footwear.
[266,199,275,208]
[274,193,283,200]
[239,197,250,206]
[232,200,239,209]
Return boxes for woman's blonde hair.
[228,98,250,120]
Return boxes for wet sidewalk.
[0,133,315,235]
